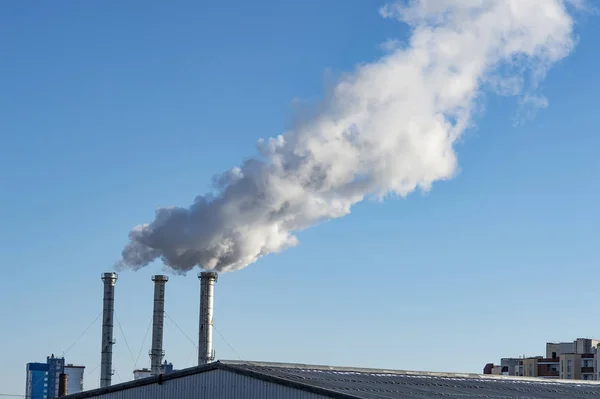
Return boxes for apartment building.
[484,338,600,380]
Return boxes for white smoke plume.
[118,0,581,274]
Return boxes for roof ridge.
[219,360,600,386]
[220,361,364,399]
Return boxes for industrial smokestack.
[58,373,68,397]
[100,272,117,388]
[150,275,168,376]
[198,272,218,365]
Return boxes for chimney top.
[101,272,118,283]
[152,275,169,282]
[198,271,218,281]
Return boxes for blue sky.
[1,0,599,396]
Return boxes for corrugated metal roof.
[65,368,333,399]
[225,360,600,399]
[64,360,600,399]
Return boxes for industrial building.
[63,360,600,399]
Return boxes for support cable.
[134,317,153,369]
[115,313,136,368]
[165,312,198,350]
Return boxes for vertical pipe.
[198,271,218,365]
[150,275,168,376]
[100,272,118,388]
[58,373,68,397]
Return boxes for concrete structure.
[58,373,68,397]
[546,339,599,358]
[501,358,521,376]
[64,365,85,395]
[577,338,600,354]
[560,353,582,380]
[62,360,600,399]
[198,271,218,365]
[521,357,559,379]
[100,272,118,388]
[149,275,168,376]
[133,369,151,380]
[547,343,560,359]
[558,353,595,380]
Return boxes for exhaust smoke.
[116,0,580,274]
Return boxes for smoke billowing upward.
[117,0,581,274]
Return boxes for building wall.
[26,363,50,399]
[65,365,85,395]
[596,346,600,381]
[500,358,521,376]
[133,369,151,380]
[560,354,582,380]
[575,339,600,355]
[65,369,329,399]
[47,356,65,399]
[536,359,559,378]
[522,359,538,377]
[560,342,576,355]
[546,343,560,359]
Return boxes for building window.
[567,360,572,372]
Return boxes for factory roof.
[66,360,600,399]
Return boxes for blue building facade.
[25,355,65,399]
[25,363,49,399]
[160,361,174,374]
